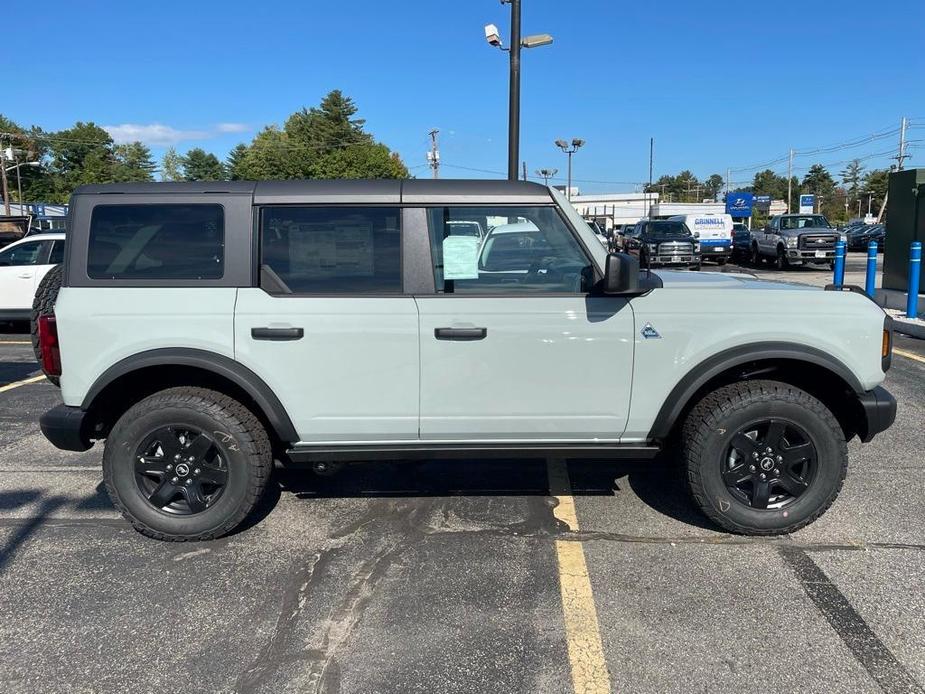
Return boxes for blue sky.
[7,1,925,193]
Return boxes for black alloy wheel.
[722,419,817,510]
[134,426,228,515]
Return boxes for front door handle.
[434,327,487,341]
[251,327,304,341]
[17,272,34,279]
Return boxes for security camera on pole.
[484,1,553,181]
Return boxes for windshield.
[780,215,830,230]
[643,221,690,238]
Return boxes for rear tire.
[30,264,62,387]
[103,387,272,541]
[682,380,847,535]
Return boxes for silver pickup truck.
[751,213,844,269]
[35,180,895,541]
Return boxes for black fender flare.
[81,348,299,444]
[646,342,864,441]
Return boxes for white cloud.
[103,122,252,145]
[215,122,250,133]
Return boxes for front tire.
[103,387,272,541]
[682,380,847,535]
[750,245,762,266]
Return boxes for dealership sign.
[799,194,815,214]
[754,195,771,210]
[725,192,754,217]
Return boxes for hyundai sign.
[799,194,815,214]
[725,192,754,217]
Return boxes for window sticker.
[442,235,480,280]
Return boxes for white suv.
[0,233,65,321]
[36,180,896,541]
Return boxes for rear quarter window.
[87,204,224,280]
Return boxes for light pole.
[484,2,553,180]
[535,168,557,186]
[5,161,40,208]
[555,139,584,201]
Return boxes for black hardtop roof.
[72,179,553,204]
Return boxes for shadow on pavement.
[269,454,714,532]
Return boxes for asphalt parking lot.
[1,264,923,694]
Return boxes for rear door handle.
[251,327,304,341]
[434,327,487,341]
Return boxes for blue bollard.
[833,240,846,288]
[865,241,878,297]
[908,241,922,319]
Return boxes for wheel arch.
[81,348,299,445]
[647,343,865,442]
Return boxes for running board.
[284,442,660,464]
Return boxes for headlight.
[840,234,848,243]
[786,237,799,247]
[694,243,701,252]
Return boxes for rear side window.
[49,240,65,265]
[259,207,401,294]
[88,204,224,280]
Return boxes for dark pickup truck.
[623,220,701,270]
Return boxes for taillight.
[38,315,61,377]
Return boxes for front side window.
[88,204,224,280]
[0,241,46,267]
[260,207,401,294]
[427,206,593,294]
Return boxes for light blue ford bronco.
[36,180,896,540]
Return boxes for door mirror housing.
[602,253,640,294]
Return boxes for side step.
[283,442,661,465]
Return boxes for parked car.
[0,232,65,322]
[38,180,895,541]
[446,220,485,241]
[751,214,839,269]
[667,213,733,265]
[731,223,752,263]
[624,220,701,270]
[611,224,637,252]
[847,224,885,251]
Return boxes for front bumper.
[856,386,896,442]
[40,404,94,452]
[787,249,835,261]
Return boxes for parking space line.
[547,458,611,694]
[779,547,925,694]
[0,341,32,345]
[894,348,925,364]
[0,375,46,393]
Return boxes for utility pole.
[648,137,654,218]
[522,161,527,181]
[427,129,440,179]
[0,145,10,217]
[725,168,731,197]
[895,116,909,171]
[787,147,794,213]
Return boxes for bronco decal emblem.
[641,323,661,339]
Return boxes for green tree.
[225,143,248,180]
[645,170,701,202]
[704,173,724,200]
[751,169,791,201]
[840,159,864,207]
[112,142,156,182]
[800,164,836,215]
[861,169,890,217]
[46,122,115,201]
[234,90,408,180]
[161,147,183,181]
[0,115,52,202]
[181,147,226,181]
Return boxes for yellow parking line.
[547,458,612,694]
[894,348,925,364]
[0,375,46,393]
[0,341,32,345]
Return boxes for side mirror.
[764,224,771,232]
[602,253,640,294]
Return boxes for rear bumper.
[40,404,94,452]
[857,386,896,443]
